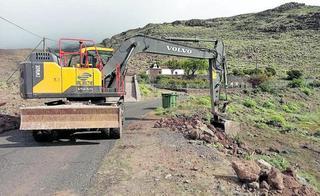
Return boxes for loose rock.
[232,160,261,182]
[268,167,284,190]
[247,182,259,190]
[260,181,270,190]
[165,174,172,179]
[257,159,272,172]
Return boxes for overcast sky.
[1,0,319,49]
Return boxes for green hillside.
[103,2,320,77]
[103,2,320,191]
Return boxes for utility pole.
[254,47,259,70]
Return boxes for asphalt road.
[0,99,160,196]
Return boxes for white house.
[172,69,185,75]
[146,64,185,75]
[161,69,172,75]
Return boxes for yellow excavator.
[19,35,227,142]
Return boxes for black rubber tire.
[110,128,122,139]
[100,128,110,139]
[32,130,53,142]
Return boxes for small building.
[146,64,185,81]
[161,69,172,75]
[172,69,184,75]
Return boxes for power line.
[6,39,44,83]
[0,16,57,42]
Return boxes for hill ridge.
[102,2,320,76]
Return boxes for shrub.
[282,102,299,113]
[156,76,209,89]
[138,73,149,83]
[281,124,298,133]
[300,87,312,96]
[232,69,244,76]
[259,80,276,93]
[196,96,211,107]
[288,79,304,88]
[155,75,173,82]
[309,80,320,88]
[243,68,263,75]
[314,130,320,138]
[265,67,277,77]
[267,114,286,127]
[259,155,290,171]
[248,74,269,88]
[139,84,159,97]
[139,83,152,96]
[287,70,303,80]
[263,101,275,109]
[243,98,257,108]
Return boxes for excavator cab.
[80,47,113,66]
[59,39,104,69]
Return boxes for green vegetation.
[154,95,212,122]
[259,80,277,93]
[267,114,287,127]
[162,58,208,77]
[258,154,290,171]
[288,78,305,88]
[226,89,320,135]
[232,67,277,77]
[104,3,320,80]
[298,171,320,192]
[287,69,303,80]
[156,75,209,89]
[300,86,312,96]
[139,83,159,97]
[262,100,275,109]
[137,73,149,83]
[314,130,320,138]
[243,98,257,108]
[282,102,299,113]
[310,80,320,88]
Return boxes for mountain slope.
[103,2,320,76]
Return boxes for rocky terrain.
[153,114,319,195]
[0,49,33,133]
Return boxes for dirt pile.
[232,160,317,195]
[154,115,247,156]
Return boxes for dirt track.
[89,115,242,195]
[0,99,160,196]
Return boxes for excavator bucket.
[20,105,122,131]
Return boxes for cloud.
[0,0,319,48]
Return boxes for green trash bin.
[162,93,178,108]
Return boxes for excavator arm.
[103,34,227,117]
